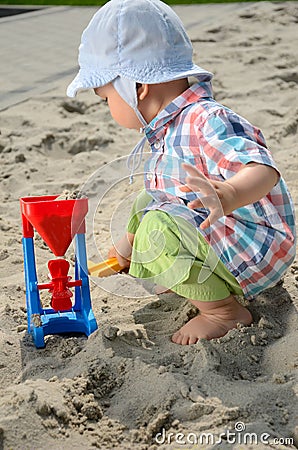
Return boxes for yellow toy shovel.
[88,257,124,277]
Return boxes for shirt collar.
[144,81,213,144]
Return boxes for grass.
[0,0,263,6]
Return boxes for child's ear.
[137,84,149,101]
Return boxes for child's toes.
[171,331,182,344]
[171,331,198,345]
[188,335,199,345]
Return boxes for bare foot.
[171,295,252,345]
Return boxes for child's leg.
[126,190,153,234]
[129,210,252,344]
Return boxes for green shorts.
[127,191,243,302]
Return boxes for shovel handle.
[88,257,124,277]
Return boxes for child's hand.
[180,161,279,229]
[108,232,135,268]
[180,163,237,230]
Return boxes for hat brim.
[66,69,119,98]
[67,64,212,98]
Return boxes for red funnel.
[20,195,88,256]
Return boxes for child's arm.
[181,162,279,230]
[108,232,135,267]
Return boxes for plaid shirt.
[142,81,296,299]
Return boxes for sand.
[0,2,297,449]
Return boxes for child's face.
[94,83,143,130]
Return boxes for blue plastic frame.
[22,233,97,348]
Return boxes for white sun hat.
[67,0,212,98]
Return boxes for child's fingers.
[182,163,209,181]
[188,198,204,209]
[110,246,131,268]
[180,164,224,228]
[116,254,131,268]
[188,194,216,209]
[179,177,211,193]
[181,178,215,200]
[200,213,215,230]
[200,217,211,230]
[182,162,203,177]
[187,176,214,193]
[180,164,216,196]
[200,207,222,229]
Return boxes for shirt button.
[154,140,161,149]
